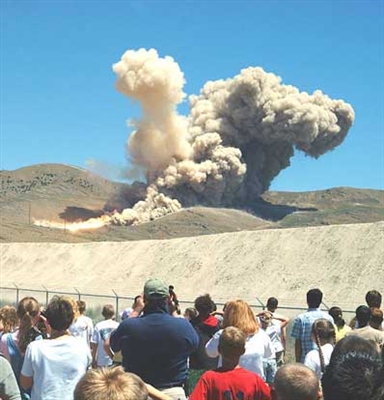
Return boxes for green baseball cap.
[144,278,169,298]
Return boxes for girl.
[205,299,274,381]
[0,297,44,399]
[304,318,335,378]
[328,306,351,342]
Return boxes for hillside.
[0,163,383,242]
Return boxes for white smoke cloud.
[107,48,355,225]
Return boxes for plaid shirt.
[291,308,334,362]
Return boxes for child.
[74,366,171,400]
[304,318,335,379]
[189,326,271,400]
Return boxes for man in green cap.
[107,278,199,400]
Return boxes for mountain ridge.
[1,163,383,243]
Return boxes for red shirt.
[189,367,271,400]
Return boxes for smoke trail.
[109,48,355,225]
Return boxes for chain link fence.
[0,284,356,322]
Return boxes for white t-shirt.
[69,315,94,346]
[91,319,119,367]
[21,335,91,400]
[205,329,274,380]
[304,343,334,379]
[264,324,284,353]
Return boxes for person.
[91,304,119,368]
[258,310,289,384]
[211,302,228,325]
[69,300,94,347]
[188,294,221,391]
[273,363,322,400]
[183,307,197,321]
[304,318,335,379]
[120,307,133,321]
[0,355,22,400]
[345,305,384,347]
[106,278,199,400]
[206,299,274,381]
[189,326,271,400]
[128,295,145,318]
[290,289,334,362]
[321,350,383,400]
[266,297,290,365]
[0,297,44,397]
[370,307,384,330]
[350,290,384,330]
[20,295,91,400]
[169,285,181,315]
[328,306,351,342]
[0,305,18,337]
[366,290,382,309]
[329,334,380,360]
[73,366,171,400]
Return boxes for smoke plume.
[108,48,355,225]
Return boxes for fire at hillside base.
[33,48,355,232]
[33,216,112,233]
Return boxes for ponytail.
[17,297,40,354]
[314,329,326,373]
[312,318,336,373]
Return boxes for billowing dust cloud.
[106,48,355,226]
[37,48,354,229]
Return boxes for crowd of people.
[0,282,383,400]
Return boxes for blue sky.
[1,0,383,192]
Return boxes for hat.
[144,278,169,299]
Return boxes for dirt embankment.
[1,222,383,312]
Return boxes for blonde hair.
[17,297,40,354]
[218,326,246,358]
[0,305,18,333]
[222,300,259,336]
[74,367,148,400]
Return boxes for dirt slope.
[1,222,383,312]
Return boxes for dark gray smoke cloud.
[109,48,354,225]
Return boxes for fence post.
[74,287,81,301]
[321,300,329,311]
[255,297,265,310]
[42,285,49,307]
[112,289,119,318]
[13,283,19,305]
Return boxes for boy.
[274,363,322,400]
[91,304,119,368]
[74,366,171,400]
[189,326,271,400]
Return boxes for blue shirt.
[290,308,334,362]
[110,306,199,388]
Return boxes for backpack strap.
[6,334,31,400]
[6,334,23,380]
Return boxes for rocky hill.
[0,163,383,242]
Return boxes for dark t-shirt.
[190,315,221,370]
[109,307,198,387]
[189,367,271,400]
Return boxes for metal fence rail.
[0,284,356,322]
